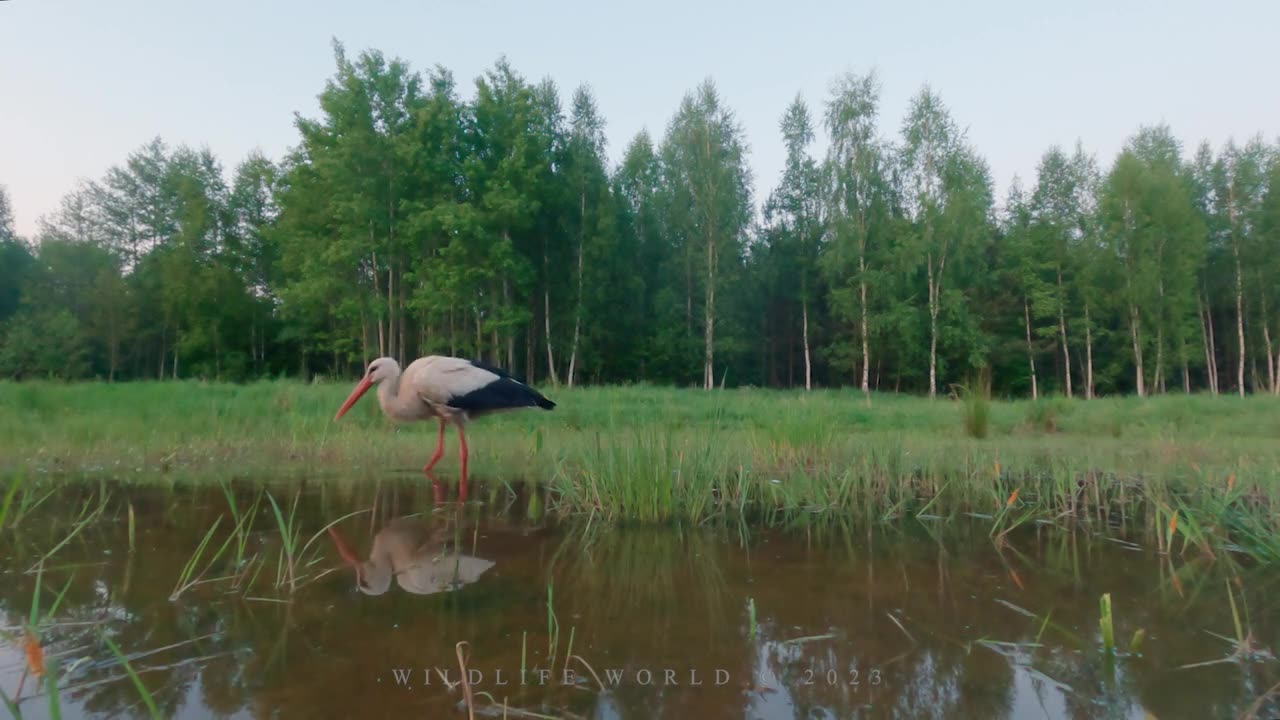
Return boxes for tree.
[0,185,33,327]
[1210,138,1270,395]
[820,70,894,393]
[613,130,665,380]
[898,87,991,397]
[1000,177,1039,398]
[1099,127,1205,396]
[762,94,824,389]
[1256,147,1280,394]
[563,85,610,386]
[660,79,752,389]
[1028,147,1084,396]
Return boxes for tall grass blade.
[1099,593,1115,654]
[0,473,22,531]
[1226,579,1245,646]
[45,657,61,720]
[0,685,20,719]
[99,631,160,720]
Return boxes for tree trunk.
[1024,296,1038,400]
[703,230,716,390]
[543,242,559,386]
[857,214,870,395]
[1206,294,1220,394]
[1084,302,1094,399]
[685,243,694,338]
[398,261,407,365]
[503,275,514,370]
[1153,325,1164,395]
[798,219,812,392]
[1182,360,1190,394]
[387,264,397,365]
[1234,246,1246,397]
[1198,294,1217,395]
[1275,345,1280,397]
[567,251,584,386]
[371,249,385,358]
[1129,303,1146,397]
[568,180,587,388]
[801,296,812,391]
[1057,268,1072,398]
[1153,271,1165,394]
[859,274,870,395]
[927,250,939,399]
[1259,281,1275,394]
[1264,325,1276,395]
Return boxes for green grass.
[2,380,1280,559]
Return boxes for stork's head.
[365,357,400,383]
[325,525,393,594]
[355,559,393,595]
[333,357,399,420]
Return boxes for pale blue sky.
[2,0,1277,238]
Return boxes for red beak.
[334,375,373,421]
[327,526,364,586]
[327,526,362,567]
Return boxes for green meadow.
[2,381,1279,560]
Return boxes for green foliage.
[3,46,1277,397]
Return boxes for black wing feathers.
[467,358,519,382]
[448,360,556,412]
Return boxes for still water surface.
[1,476,1278,719]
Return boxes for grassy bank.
[2,380,1279,559]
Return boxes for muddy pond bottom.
[2,475,1279,719]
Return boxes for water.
[2,476,1278,719]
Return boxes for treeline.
[2,41,1279,396]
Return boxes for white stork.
[332,355,556,481]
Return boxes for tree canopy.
[2,42,1278,397]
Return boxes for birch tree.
[762,95,824,389]
[564,85,609,386]
[660,79,752,389]
[898,86,989,397]
[821,70,893,393]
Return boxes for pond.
[1,475,1278,719]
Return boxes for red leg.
[429,472,445,505]
[457,424,469,501]
[423,419,446,473]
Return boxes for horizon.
[2,0,1278,239]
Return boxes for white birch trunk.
[1129,303,1146,397]
[1057,268,1072,398]
[1084,302,1094,399]
[1024,296,1038,400]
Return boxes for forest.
[1,41,1278,398]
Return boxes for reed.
[1099,593,1115,655]
[266,489,303,593]
[99,630,161,720]
[0,472,21,531]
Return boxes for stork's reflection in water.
[327,515,495,596]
